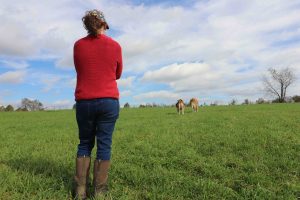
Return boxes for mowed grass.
[0,104,299,200]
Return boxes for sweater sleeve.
[116,44,123,80]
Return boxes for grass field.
[0,104,299,200]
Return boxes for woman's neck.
[97,28,106,35]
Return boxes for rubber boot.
[74,156,91,199]
[93,160,110,198]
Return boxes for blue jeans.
[76,98,119,160]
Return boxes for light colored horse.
[176,99,185,115]
[189,98,199,112]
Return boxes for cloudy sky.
[0,0,300,108]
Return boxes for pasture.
[0,104,299,199]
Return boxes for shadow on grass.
[6,157,76,198]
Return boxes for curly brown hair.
[82,10,109,37]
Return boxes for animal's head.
[190,98,198,102]
[177,99,184,103]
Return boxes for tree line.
[123,94,300,109]
[0,98,44,112]
[0,67,298,111]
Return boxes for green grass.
[0,104,299,199]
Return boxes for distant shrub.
[292,95,300,102]
[124,102,130,108]
[256,98,266,104]
[5,105,14,112]
[272,98,280,103]
[0,106,5,112]
[243,99,250,105]
[210,101,218,106]
[152,103,158,107]
[229,99,237,105]
[160,104,168,107]
[271,97,293,103]
[284,96,293,103]
[138,103,160,108]
[16,107,28,112]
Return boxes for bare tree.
[263,67,296,103]
[21,98,44,111]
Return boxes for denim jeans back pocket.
[100,99,119,121]
[76,101,91,121]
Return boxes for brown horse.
[176,99,185,115]
[189,98,199,112]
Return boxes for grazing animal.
[190,98,199,112]
[176,99,185,115]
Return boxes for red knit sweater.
[73,34,123,100]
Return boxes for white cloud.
[0,89,12,97]
[134,90,180,103]
[117,76,135,88]
[0,0,300,103]
[141,62,232,92]
[139,61,279,103]
[55,49,74,69]
[53,99,72,106]
[0,17,37,57]
[142,62,214,83]
[0,70,27,84]
[0,0,85,66]
[0,89,13,107]
[45,99,74,110]
[288,79,300,97]
[120,90,132,97]
[28,72,72,92]
[40,76,61,92]
[0,60,29,69]
[0,99,21,109]
[68,77,77,88]
[2,0,300,73]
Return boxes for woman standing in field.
[73,9,122,199]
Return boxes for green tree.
[124,102,130,108]
[5,105,14,112]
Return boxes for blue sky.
[0,0,300,108]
